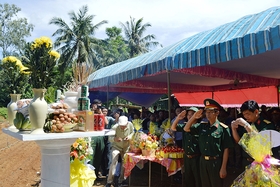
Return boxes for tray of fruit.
[44,103,78,133]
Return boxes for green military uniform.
[190,120,234,187]
[176,123,201,187]
[238,117,275,169]
[91,136,105,179]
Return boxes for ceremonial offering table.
[2,127,115,187]
[123,152,183,187]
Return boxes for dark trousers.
[228,143,242,168]
[101,137,112,175]
[184,156,201,187]
[91,136,105,177]
[200,157,223,187]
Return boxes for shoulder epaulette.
[220,122,228,128]
[263,119,271,124]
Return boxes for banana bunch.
[13,112,32,130]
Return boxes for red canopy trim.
[173,66,280,86]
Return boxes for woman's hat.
[187,107,199,112]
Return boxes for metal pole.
[107,84,109,108]
[277,86,279,107]
[149,160,151,187]
[167,70,171,120]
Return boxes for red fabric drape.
[174,86,279,107]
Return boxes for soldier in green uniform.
[171,107,201,187]
[231,100,275,171]
[184,99,234,187]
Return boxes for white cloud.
[2,0,280,47]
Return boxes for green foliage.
[50,5,108,80]
[53,66,73,91]
[45,87,56,103]
[120,17,161,58]
[0,3,34,58]
[0,107,8,119]
[99,26,129,67]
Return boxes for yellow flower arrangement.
[22,36,60,89]
[31,36,52,49]
[1,56,30,94]
[70,137,92,163]
[232,131,280,186]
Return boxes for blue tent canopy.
[88,7,280,107]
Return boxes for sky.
[2,0,280,48]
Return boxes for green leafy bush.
[0,107,8,119]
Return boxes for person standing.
[184,99,234,187]
[90,99,106,181]
[100,107,115,177]
[105,116,134,187]
[231,100,275,171]
[171,107,201,187]
[172,106,184,148]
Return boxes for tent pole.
[107,84,109,108]
[167,70,171,119]
[277,86,279,107]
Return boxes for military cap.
[204,98,223,110]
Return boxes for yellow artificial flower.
[20,66,30,74]
[31,36,52,50]
[49,50,60,59]
[3,56,19,64]
[2,56,25,71]
[72,142,79,149]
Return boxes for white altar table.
[2,128,115,187]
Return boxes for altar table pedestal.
[2,128,115,187]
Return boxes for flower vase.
[7,94,21,129]
[29,88,48,134]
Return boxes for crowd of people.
[89,98,280,187]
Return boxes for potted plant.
[1,56,29,127]
[22,36,60,134]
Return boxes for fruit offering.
[159,146,184,159]
[139,134,159,151]
[44,103,78,133]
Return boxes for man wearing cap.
[184,99,234,187]
[171,106,201,187]
[90,99,106,181]
[231,100,275,171]
[106,116,134,187]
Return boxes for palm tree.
[49,5,108,83]
[120,16,161,58]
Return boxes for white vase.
[29,88,48,134]
[7,94,21,128]
[64,91,78,112]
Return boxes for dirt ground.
[0,121,41,187]
[0,118,240,187]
